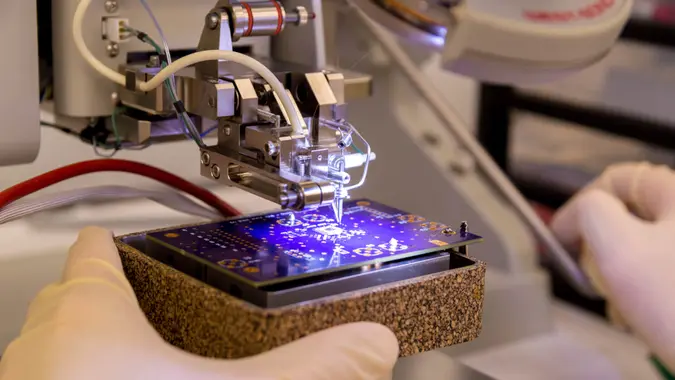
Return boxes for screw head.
[224,126,231,136]
[106,42,119,57]
[206,12,220,29]
[265,141,279,157]
[104,0,118,13]
[147,55,161,68]
[201,152,211,166]
[337,132,353,149]
[210,164,221,179]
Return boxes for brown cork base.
[115,232,486,359]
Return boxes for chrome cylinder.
[292,182,335,210]
[230,1,287,41]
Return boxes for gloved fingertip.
[77,226,114,241]
[64,226,124,280]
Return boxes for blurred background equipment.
[477,1,675,313]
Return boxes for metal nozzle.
[332,197,344,224]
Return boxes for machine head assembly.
[117,0,376,222]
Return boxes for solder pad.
[145,199,482,287]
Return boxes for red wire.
[0,159,240,217]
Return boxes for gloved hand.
[550,162,675,374]
[0,227,399,380]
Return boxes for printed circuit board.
[146,199,482,287]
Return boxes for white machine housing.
[352,0,632,83]
[0,1,40,166]
[443,0,632,83]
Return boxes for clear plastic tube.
[344,123,371,191]
[137,0,204,146]
[139,0,176,91]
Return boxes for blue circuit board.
[146,199,482,287]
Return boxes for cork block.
[115,230,486,359]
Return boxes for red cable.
[271,0,283,36]
[0,159,240,217]
[241,2,254,37]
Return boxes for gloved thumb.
[20,227,140,335]
[62,226,136,298]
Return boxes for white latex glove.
[551,162,675,374]
[0,227,398,380]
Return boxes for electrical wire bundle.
[122,27,204,147]
[0,159,240,225]
[47,7,199,156]
[41,108,150,158]
[73,0,305,138]
[138,0,207,146]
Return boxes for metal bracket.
[125,70,137,92]
[197,9,234,79]
[200,146,335,210]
